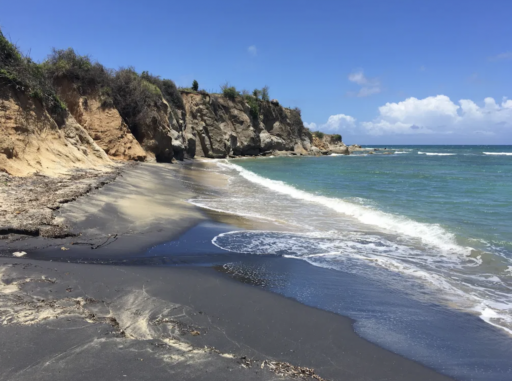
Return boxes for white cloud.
[362,95,512,135]
[347,70,381,97]
[489,52,512,62]
[308,95,512,139]
[305,114,356,132]
[247,45,257,56]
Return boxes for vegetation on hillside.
[110,68,165,136]
[261,85,269,101]
[0,30,66,117]
[221,82,239,100]
[43,49,111,95]
[1,28,308,132]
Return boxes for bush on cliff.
[161,79,184,110]
[313,131,325,139]
[261,85,270,101]
[221,82,239,100]
[140,71,184,111]
[43,48,112,97]
[252,89,261,99]
[111,68,166,136]
[244,95,260,120]
[0,30,66,117]
[192,80,199,91]
[331,134,342,142]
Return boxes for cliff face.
[0,32,354,176]
[0,81,349,176]
[180,93,312,158]
[0,86,110,177]
[54,79,147,162]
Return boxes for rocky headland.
[0,30,355,179]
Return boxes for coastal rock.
[331,146,349,155]
[312,134,349,155]
[310,146,322,156]
[348,144,363,152]
[54,79,147,162]
[130,96,174,162]
[0,86,111,177]
[181,92,312,158]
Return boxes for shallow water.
[184,145,512,380]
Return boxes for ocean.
[186,145,512,380]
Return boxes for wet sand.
[0,161,455,381]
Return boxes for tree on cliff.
[261,85,269,101]
[192,80,199,91]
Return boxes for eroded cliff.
[180,92,312,158]
[0,86,111,177]
[0,31,352,177]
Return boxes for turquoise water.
[235,145,512,260]
[190,146,512,337]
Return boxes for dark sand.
[0,162,455,381]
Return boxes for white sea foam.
[483,152,512,156]
[418,152,456,156]
[220,162,473,259]
[192,160,512,336]
[212,230,512,336]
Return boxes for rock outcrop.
[0,86,111,177]
[0,31,357,177]
[54,79,147,162]
[312,134,349,155]
[180,92,312,158]
[0,81,354,177]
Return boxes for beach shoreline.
[0,160,456,381]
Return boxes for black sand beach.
[0,162,455,381]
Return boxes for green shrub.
[331,134,342,142]
[313,131,325,139]
[111,68,164,134]
[0,30,66,118]
[244,95,260,120]
[161,79,184,110]
[141,79,162,96]
[221,82,238,100]
[261,85,269,101]
[139,71,184,111]
[43,48,112,96]
[192,80,199,91]
[252,89,261,99]
[29,89,44,101]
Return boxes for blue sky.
[2,0,511,144]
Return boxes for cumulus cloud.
[347,70,381,97]
[488,52,512,62]
[247,45,257,56]
[308,95,512,138]
[362,95,512,135]
[305,114,356,132]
